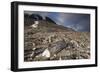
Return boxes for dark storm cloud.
[25,11,90,32]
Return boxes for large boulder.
[48,40,67,56]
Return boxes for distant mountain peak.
[24,13,75,32]
[45,16,57,24]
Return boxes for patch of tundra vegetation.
[24,29,90,61]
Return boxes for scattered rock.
[24,15,90,61]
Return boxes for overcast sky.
[25,11,90,32]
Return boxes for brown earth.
[24,19,90,62]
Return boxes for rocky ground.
[24,20,90,61]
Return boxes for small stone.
[32,42,36,46]
[59,57,62,60]
[30,52,34,57]
[32,47,36,50]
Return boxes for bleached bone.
[42,49,50,58]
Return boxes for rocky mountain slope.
[24,14,90,62]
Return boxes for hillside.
[24,14,90,61]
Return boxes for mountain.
[24,13,75,32]
[29,14,43,20]
[24,13,43,26]
[45,16,57,24]
[24,13,90,61]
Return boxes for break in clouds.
[25,11,90,32]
